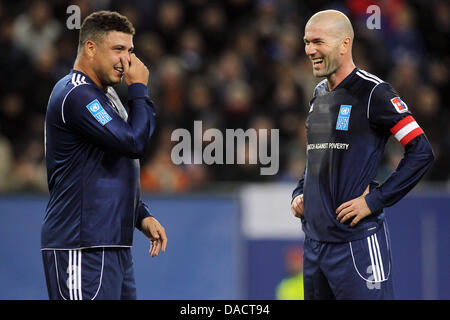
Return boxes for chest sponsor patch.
[390,97,408,113]
[86,99,112,126]
[336,105,352,131]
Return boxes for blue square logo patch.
[86,99,112,126]
[336,105,352,131]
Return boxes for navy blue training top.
[42,70,156,249]
[292,68,434,243]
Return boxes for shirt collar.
[69,69,96,86]
[330,67,359,91]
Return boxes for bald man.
[291,10,433,299]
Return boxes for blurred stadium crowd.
[0,0,448,193]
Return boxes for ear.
[84,40,97,58]
[340,37,351,55]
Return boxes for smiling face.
[303,10,355,84]
[303,23,343,78]
[90,31,134,87]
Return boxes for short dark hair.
[78,11,135,51]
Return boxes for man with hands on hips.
[291,10,433,300]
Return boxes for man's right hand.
[291,194,304,218]
[121,53,149,86]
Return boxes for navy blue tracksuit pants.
[303,222,395,300]
[42,247,137,300]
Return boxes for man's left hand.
[140,216,167,257]
[336,186,371,227]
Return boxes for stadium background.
[0,0,448,299]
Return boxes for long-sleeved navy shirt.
[42,70,156,249]
[292,68,434,242]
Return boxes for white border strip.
[53,250,67,300]
[367,236,379,282]
[371,235,382,282]
[91,248,105,300]
[41,244,132,251]
[69,250,73,300]
[62,73,88,124]
[366,82,382,119]
[77,250,82,300]
[356,71,381,85]
[349,222,391,283]
[393,121,419,142]
[358,69,383,83]
[373,234,385,281]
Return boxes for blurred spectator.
[277,24,302,62]
[198,3,228,55]
[141,127,190,192]
[11,138,47,192]
[12,0,62,60]
[140,127,210,192]
[223,80,254,131]
[0,92,29,148]
[29,46,60,114]
[427,59,449,107]
[177,28,205,74]
[387,57,421,109]
[0,136,15,192]
[385,4,425,65]
[154,57,186,125]
[276,245,304,300]
[135,32,165,66]
[184,76,219,127]
[413,86,449,181]
[0,0,447,192]
[154,0,184,53]
[0,16,32,93]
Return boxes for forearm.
[136,201,153,231]
[123,84,156,157]
[365,135,434,212]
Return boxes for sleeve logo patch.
[336,105,352,131]
[86,99,112,126]
[390,97,408,113]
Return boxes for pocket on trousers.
[349,227,391,283]
[53,248,105,300]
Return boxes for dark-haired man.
[41,11,167,300]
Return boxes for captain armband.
[390,115,424,146]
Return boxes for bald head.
[306,10,354,44]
